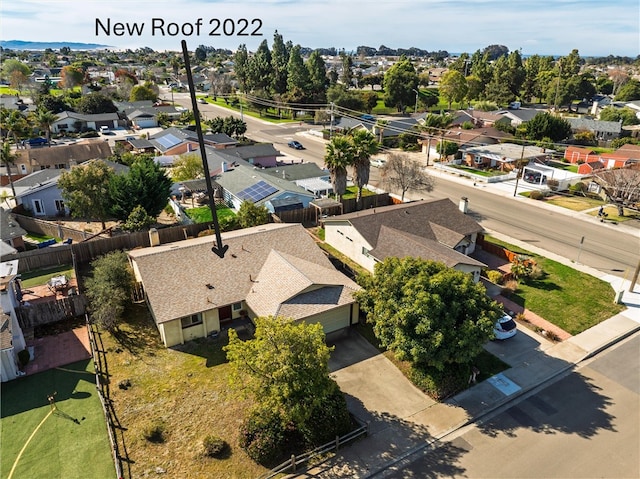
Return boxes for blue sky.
[1,0,638,57]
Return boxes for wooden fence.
[13,215,109,243]
[16,295,87,329]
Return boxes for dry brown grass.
[102,304,267,478]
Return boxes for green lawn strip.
[447,165,508,177]
[100,304,267,478]
[204,97,300,124]
[333,185,376,200]
[184,205,236,224]
[0,360,115,479]
[19,265,75,289]
[482,236,624,334]
[25,232,59,243]
[588,205,640,222]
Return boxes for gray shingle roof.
[0,209,27,242]
[128,223,359,324]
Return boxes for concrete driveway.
[328,330,436,433]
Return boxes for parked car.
[493,313,517,340]
[288,140,304,150]
[370,158,386,168]
[22,137,47,147]
[523,172,547,183]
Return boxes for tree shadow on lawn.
[1,359,93,418]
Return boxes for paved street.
[382,334,640,479]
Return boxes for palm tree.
[419,113,456,165]
[324,136,354,201]
[0,141,17,200]
[350,129,379,206]
[0,109,28,149]
[34,109,57,146]
[374,118,388,143]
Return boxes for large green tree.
[383,56,419,112]
[523,112,572,142]
[615,79,640,101]
[169,153,203,181]
[270,30,290,95]
[233,44,250,93]
[58,161,115,229]
[439,70,468,109]
[85,251,134,332]
[306,50,328,104]
[356,257,501,371]
[248,39,272,92]
[76,92,117,115]
[225,316,350,463]
[109,157,172,222]
[285,44,310,103]
[599,106,640,126]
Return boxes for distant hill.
[0,40,111,50]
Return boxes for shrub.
[240,409,304,465]
[302,387,352,445]
[142,419,166,443]
[528,262,544,280]
[545,330,561,342]
[515,312,528,323]
[502,279,518,296]
[569,182,586,196]
[17,349,30,368]
[546,179,559,191]
[529,190,544,200]
[486,270,504,284]
[203,435,228,458]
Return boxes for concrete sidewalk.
[298,234,640,479]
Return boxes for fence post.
[291,454,296,472]
[335,435,340,451]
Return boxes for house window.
[55,199,65,213]
[474,156,483,165]
[55,164,66,169]
[180,313,202,328]
[232,302,242,311]
[32,199,43,215]
[19,164,27,174]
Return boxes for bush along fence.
[257,418,369,479]
[86,317,131,479]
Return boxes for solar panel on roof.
[237,180,277,203]
[156,133,182,149]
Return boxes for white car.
[493,314,517,340]
[370,158,386,168]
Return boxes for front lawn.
[101,304,267,478]
[483,236,625,335]
[0,360,115,479]
[543,194,603,211]
[335,185,376,200]
[448,165,509,177]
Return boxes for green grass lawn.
[336,185,376,200]
[448,165,509,177]
[483,236,625,334]
[544,194,603,211]
[204,97,301,124]
[19,265,75,289]
[0,360,115,479]
[184,205,236,224]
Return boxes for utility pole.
[329,102,335,139]
[630,257,640,293]
[412,89,419,114]
[513,142,526,197]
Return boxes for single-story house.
[13,140,113,175]
[323,198,487,281]
[1,260,27,382]
[148,127,237,155]
[15,159,129,218]
[128,223,361,347]
[497,108,544,127]
[564,146,596,164]
[260,162,334,198]
[566,118,622,143]
[51,111,121,133]
[463,143,548,170]
[214,162,316,213]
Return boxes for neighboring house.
[14,140,113,175]
[215,162,316,213]
[261,162,334,198]
[615,144,640,163]
[15,160,129,218]
[323,198,486,282]
[452,109,511,129]
[564,146,596,164]
[462,143,547,170]
[566,118,622,143]
[51,111,121,133]
[421,127,511,158]
[148,127,237,155]
[0,209,27,253]
[0,260,27,382]
[498,108,544,127]
[129,223,361,347]
[121,105,182,129]
[577,160,606,175]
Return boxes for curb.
[360,322,640,478]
